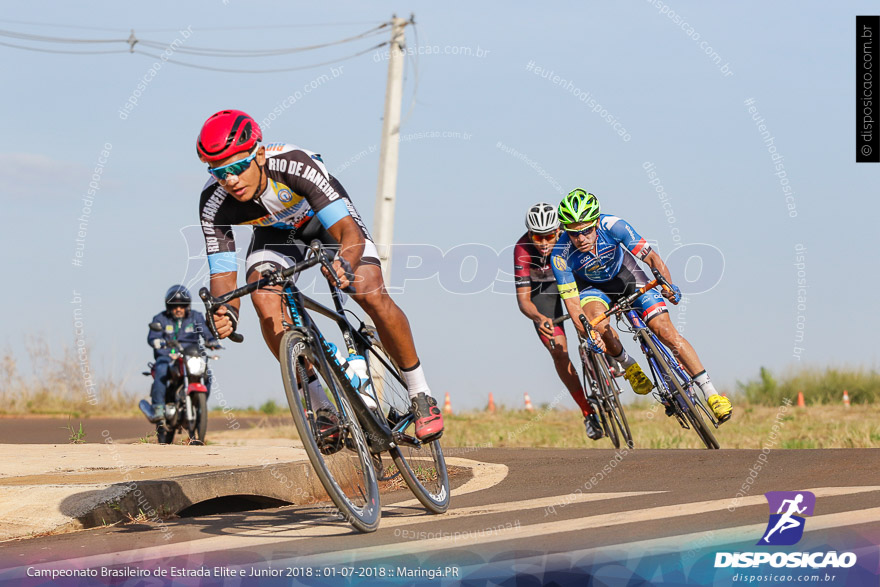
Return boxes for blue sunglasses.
[208,150,257,180]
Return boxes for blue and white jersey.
[551,214,652,299]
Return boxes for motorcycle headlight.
[186,356,207,376]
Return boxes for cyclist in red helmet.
[196,109,442,441]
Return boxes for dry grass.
[201,402,880,450]
[0,336,137,417]
[439,402,880,450]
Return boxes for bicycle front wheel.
[280,330,381,532]
[594,355,633,449]
[362,329,450,514]
[641,334,719,450]
[582,353,619,448]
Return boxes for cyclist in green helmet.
[551,189,732,423]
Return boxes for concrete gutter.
[0,444,316,541]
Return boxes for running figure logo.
[759,491,816,546]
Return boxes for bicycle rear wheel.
[280,330,381,532]
[594,355,634,449]
[361,328,450,514]
[641,334,719,450]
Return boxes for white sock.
[612,348,637,369]
[402,361,431,399]
[694,371,718,397]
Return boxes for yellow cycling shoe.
[623,363,653,395]
[707,394,733,423]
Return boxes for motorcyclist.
[147,285,221,422]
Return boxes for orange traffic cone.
[797,391,805,407]
[487,392,496,413]
[843,390,850,408]
[443,392,453,415]
[524,392,535,412]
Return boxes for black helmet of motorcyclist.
[164,285,192,315]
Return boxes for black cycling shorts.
[244,197,380,281]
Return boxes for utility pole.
[370,15,408,400]
[372,15,407,283]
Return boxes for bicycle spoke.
[361,331,449,513]
[281,331,381,531]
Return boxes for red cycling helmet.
[196,110,262,163]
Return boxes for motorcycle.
[139,322,221,445]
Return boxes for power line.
[0,18,387,34]
[135,22,388,58]
[137,21,388,33]
[0,40,127,55]
[0,22,391,72]
[133,42,385,74]
[0,28,126,44]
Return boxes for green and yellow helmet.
[557,189,600,225]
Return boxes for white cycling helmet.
[525,202,560,233]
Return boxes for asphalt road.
[0,416,288,444]
[1,448,878,585]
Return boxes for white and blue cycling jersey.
[551,214,667,321]
[551,214,652,295]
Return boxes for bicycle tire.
[641,334,719,450]
[361,329,450,513]
[280,330,381,532]
[188,392,208,443]
[582,352,619,448]
[595,355,634,449]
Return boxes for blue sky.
[2,1,877,412]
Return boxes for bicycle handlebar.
[545,270,677,348]
[591,279,661,326]
[551,278,662,330]
[200,241,355,343]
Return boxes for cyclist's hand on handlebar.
[662,282,682,305]
[536,315,555,338]
[586,330,606,353]
[321,256,356,291]
[212,305,237,339]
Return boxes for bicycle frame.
[199,242,418,454]
[620,310,695,415]
[281,278,400,454]
[617,304,718,428]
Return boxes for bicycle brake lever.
[579,314,591,332]
[544,321,556,349]
[199,287,220,340]
[651,267,670,288]
[312,240,357,294]
[199,287,244,344]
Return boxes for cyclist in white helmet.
[514,202,608,440]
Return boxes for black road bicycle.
[200,241,450,532]
[551,315,633,449]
